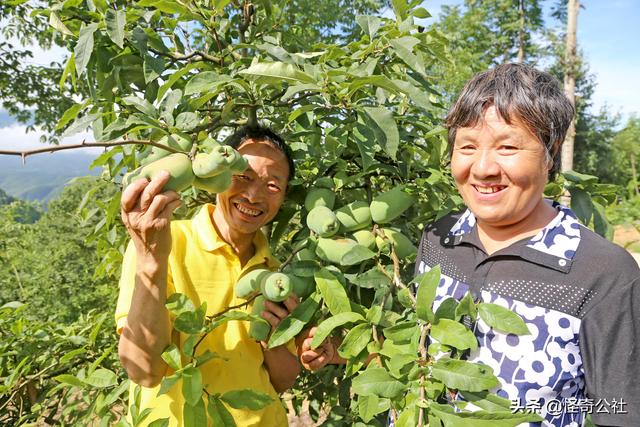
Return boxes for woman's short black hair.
[446,63,575,180]
[224,125,295,182]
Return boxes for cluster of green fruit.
[122,134,248,193]
[305,179,418,264]
[234,269,312,341]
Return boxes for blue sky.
[0,0,638,151]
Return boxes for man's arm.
[260,296,302,392]
[117,172,181,388]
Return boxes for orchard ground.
[614,224,640,266]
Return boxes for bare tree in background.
[561,0,579,172]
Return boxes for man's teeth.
[236,204,261,216]
[475,186,504,194]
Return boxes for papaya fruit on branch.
[193,170,232,194]
[235,268,271,299]
[304,188,336,211]
[123,152,194,192]
[370,185,414,224]
[335,201,372,231]
[306,206,340,237]
[352,229,376,250]
[192,145,241,178]
[260,272,293,302]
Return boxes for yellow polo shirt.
[115,204,288,426]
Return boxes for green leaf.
[391,0,410,21]
[174,306,205,334]
[431,358,499,392]
[311,312,365,349]
[49,11,74,36]
[144,54,166,83]
[355,15,382,40]
[182,366,203,407]
[166,294,196,316]
[240,61,315,84]
[416,265,440,322]
[138,0,189,14]
[161,344,182,370]
[362,106,399,159]
[477,303,530,335]
[221,389,273,410]
[268,293,319,348]
[592,201,613,240]
[83,368,117,388]
[412,7,431,18]
[434,297,459,321]
[430,318,478,351]
[105,9,126,48]
[351,367,406,398]
[569,187,594,225]
[457,391,513,412]
[157,373,180,396]
[563,170,598,184]
[122,95,157,117]
[183,396,207,427]
[55,374,86,387]
[349,75,400,95]
[315,268,351,315]
[207,397,236,427]
[62,112,101,138]
[184,71,229,95]
[455,291,477,322]
[175,112,199,132]
[358,394,390,422]
[75,23,98,76]
[337,323,372,359]
[390,37,425,75]
[430,403,543,426]
[340,244,377,266]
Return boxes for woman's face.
[451,106,551,230]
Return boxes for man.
[299,64,640,426]
[116,126,300,426]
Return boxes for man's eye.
[499,145,519,152]
[268,183,281,192]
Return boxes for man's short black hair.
[224,125,295,182]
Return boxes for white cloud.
[0,124,101,154]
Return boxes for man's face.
[216,139,289,235]
[451,106,551,229]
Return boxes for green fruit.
[235,268,271,299]
[306,206,340,237]
[352,229,376,250]
[335,201,372,231]
[124,153,194,192]
[304,188,336,211]
[193,170,232,193]
[314,177,334,189]
[229,155,249,174]
[192,145,238,178]
[315,237,358,265]
[370,185,415,224]
[200,137,221,152]
[140,134,192,166]
[260,272,293,302]
[377,228,417,259]
[291,275,315,299]
[249,296,271,342]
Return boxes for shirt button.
[558,259,567,267]
[444,237,450,244]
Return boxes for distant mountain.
[0,151,101,202]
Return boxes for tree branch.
[0,139,184,162]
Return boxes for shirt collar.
[192,204,279,268]
[443,201,582,272]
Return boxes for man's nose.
[471,148,501,178]
[244,183,264,203]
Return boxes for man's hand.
[295,326,340,371]
[259,294,299,348]
[120,171,182,261]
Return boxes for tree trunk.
[517,0,525,62]
[631,154,640,197]
[561,0,579,173]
